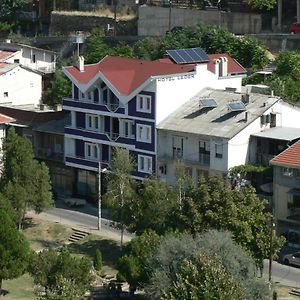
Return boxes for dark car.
[290,22,300,34]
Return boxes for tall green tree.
[0,209,31,294]
[106,147,135,249]
[178,176,285,266]
[0,0,25,20]
[247,0,277,10]
[43,69,72,107]
[1,127,53,228]
[29,248,92,300]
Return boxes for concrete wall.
[138,6,262,36]
[78,0,136,11]
[49,12,137,35]
[247,34,300,53]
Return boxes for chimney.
[220,56,228,77]
[242,93,250,104]
[214,59,220,77]
[77,56,85,72]
[244,111,248,122]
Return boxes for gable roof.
[270,139,300,168]
[207,54,247,75]
[0,50,16,62]
[63,56,195,96]
[0,63,18,75]
[157,88,279,139]
[0,113,15,124]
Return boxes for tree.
[0,0,25,20]
[1,127,53,228]
[145,230,270,300]
[43,69,72,107]
[106,147,135,250]
[29,248,92,299]
[267,51,300,103]
[0,209,31,295]
[94,249,103,272]
[127,177,178,235]
[178,176,285,267]
[117,230,161,288]
[247,0,277,10]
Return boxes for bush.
[94,249,103,271]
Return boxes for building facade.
[62,49,246,194]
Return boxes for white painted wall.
[0,66,42,106]
[155,67,243,125]
[5,47,56,73]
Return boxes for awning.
[288,189,300,196]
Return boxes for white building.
[0,63,42,107]
[0,42,56,74]
[157,87,300,184]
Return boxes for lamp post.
[269,219,276,282]
[98,162,107,231]
[168,0,172,32]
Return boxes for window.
[32,54,36,63]
[85,143,98,160]
[199,140,210,165]
[3,92,8,97]
[87,91,93,102]
[137,95,151,113]
[196,169,209,182]
[136,124,151,143]
[86,114,102,132]
[282,167,294,177]
[173,136,184,158]
[138,155,152,174]
[270,113,276,128]
[14,59,20,63]
[215,143,223,158]
[121,120,134,138]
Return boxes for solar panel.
[200,98,218,108]
[166,47,209,64]
[228,101,246,112]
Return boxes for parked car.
[283,252,300,266]
[290,22,300,34]
[63,197,86,207]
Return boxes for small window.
[86,114,101,132]
[121,120,134,138]
[215,143,223,158]
[85,143,98,160]
[136,95,151,113]
[32,54,36,63]
[3,92,8,97]
[282,167,293,177]
[14,59,20,63]
[138,155,152,174]
[136,124,151,143]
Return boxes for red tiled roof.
[270,140,300,168]
[0,50,16,61]
[0,113,15,124]
[64,56,195,96]
[207,53,247,74]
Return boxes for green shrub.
[94,249,103,271]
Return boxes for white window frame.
[136,94,151,113]
[121,120,135,139]
[282,167,294,177]
[85,143,98,161]
[136,124,151,143]
[172,136,184,159]
[138,155,152,174]
[86,114,102,132]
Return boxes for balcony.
[35,148,63,162]
[199,153,210,166]
[65,156,110,171]
[65,127,109,142]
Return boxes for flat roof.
[251,127,300,141]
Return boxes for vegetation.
[267,51,300,103]
[83,25,269,70]
[0,0,25,20]
[105,148,135,250]
[0,209,31,295]
[94,249,103,272]
[144,230,270,299]
[29,248,92,300]
[1,128,53,229]
[248,0,277,10]
[43,69,72,107]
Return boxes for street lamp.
[268,219,276,282]
[98,162,107,231]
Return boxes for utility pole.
[168,0,172,32]
[98,162,102,231]
[113,0,118,36]
[269,219,276,282]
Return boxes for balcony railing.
[65,155,110,171]
[35,147,63,162]
[199,153,210,166]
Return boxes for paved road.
[27,200,134,243]
[263,259,300,288]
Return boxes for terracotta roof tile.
[64,56,195,96]
[271,140,300,168]
[207,53,247,74]
[0,113,15,124]
[0,50,15,61]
